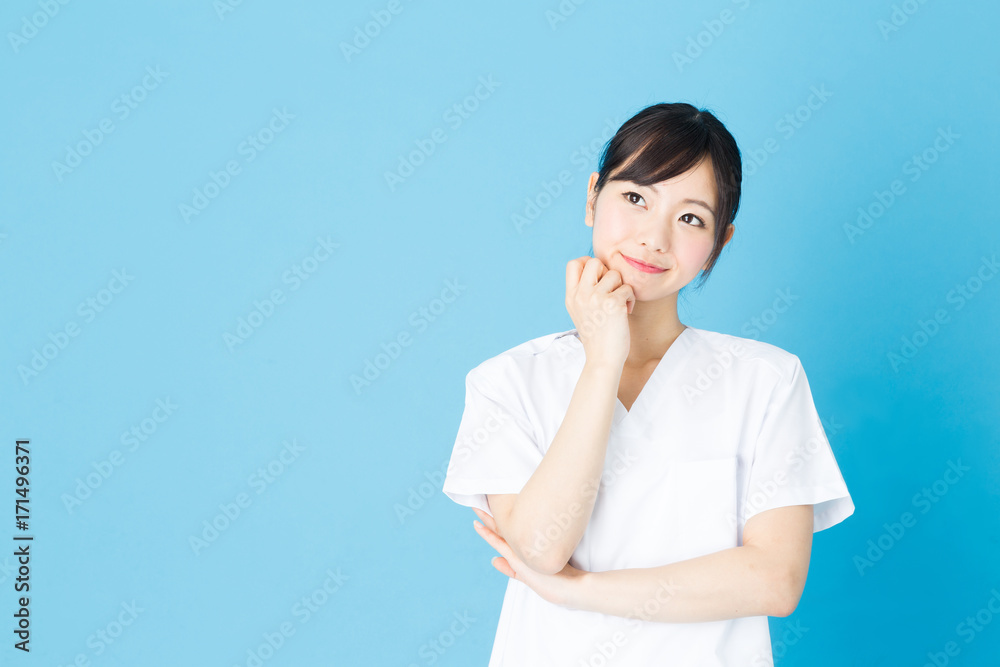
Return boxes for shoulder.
[464,328,577,388]
[685,327,803,381]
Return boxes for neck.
[624,295,686,367]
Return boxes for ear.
[585,172,600,228]
[722,223,735,247]
[701,224,735,270]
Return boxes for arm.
[566,505,814,622]
[489,359,622,575]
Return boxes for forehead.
[634,161,719,217]
[646,157,716,196]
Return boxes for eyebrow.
[642,183,717,220]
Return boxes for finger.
[566,258,584,295]
[472,510,497,534]
[474,520,513,560]
[491,556,517,579]
[615,284,635,312]
[472,507,498,534]
[583,256,607,286]
[594,268,623,294]
[474,519,503,544]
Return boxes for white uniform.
[442,325,854,666]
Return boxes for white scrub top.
[442,325,854,666]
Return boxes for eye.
[622,190,708,228]
[681,213,707,228]
[622,191,645,207]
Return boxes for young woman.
[442,102,854,666]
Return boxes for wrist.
[561,568,595,611]
[582,358,624,379]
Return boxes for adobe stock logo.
[51,66,169,183]
[188,439,306,556]
[886,254,997,372]
[877,0,933,40]
[58,600,144,665]
[223,236,339,352]
[383,75,501,192]
[843,126,959,244]
[351,278,466,394]
[178,108,295,224]
[852,459,970,576]
[339,0,417,63]
[742,85,832,179]
[406,611,477,666]
[231,566,349,667]
[17,268,134,385]
[7,0,72,54]
[62,397,179,515]
[920,588,1000,667]
[681,339,751,404]
[671,0,756,72]
[511,115,626,234]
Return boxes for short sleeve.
[743,357,855,533]
[441,364,544,517]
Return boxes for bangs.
[603,127,712,190]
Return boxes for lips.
[622,254,667,273]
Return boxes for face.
[584,154,732,302]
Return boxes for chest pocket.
[663,457,739,561]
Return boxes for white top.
[442,325,854,666]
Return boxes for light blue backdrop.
[2,0,998,665]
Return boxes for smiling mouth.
[622,254,668,273]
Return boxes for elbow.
[502,506,575,575]
[769,565,806,618]
[531,553,570,576]
[510,530,571,576]
[494,504,565,575]
[771,593,799,619]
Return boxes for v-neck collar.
[556,326,697,430]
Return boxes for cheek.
[677,236,715,266]
[591,209,629,248]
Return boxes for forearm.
[567,545,790,623]
[509,360,621,573]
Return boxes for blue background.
[2,0,998,665]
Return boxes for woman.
[442,102,854,666]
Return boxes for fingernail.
[473,520,482,529]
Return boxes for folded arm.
[486,360,624,575]
[566,505,814,622]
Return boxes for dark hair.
[586,102,742,291]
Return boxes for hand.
[565,256,633,369]
[471,507,587,609]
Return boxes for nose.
[636,217,672,254]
